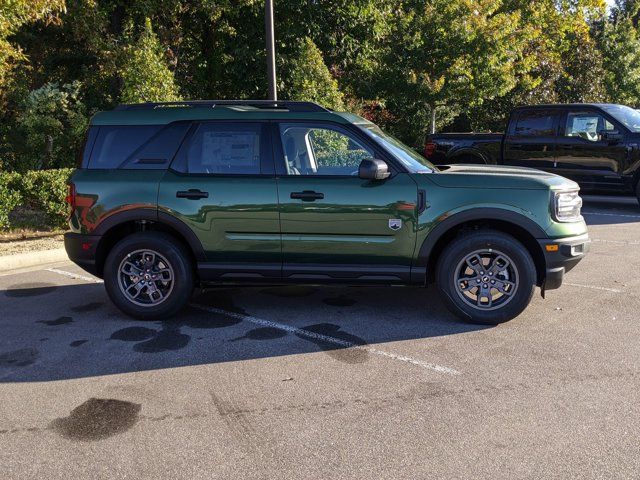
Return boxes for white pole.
[265,0,277,101]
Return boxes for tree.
[466,0,607,132]
[282,37,344,109]
[0,0,65,96]
[120,18,180,103]
[371,0,530,144]
[599,4,640,105]
[14,81,87,170]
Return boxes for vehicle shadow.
[581,195,640,225]
[0,282,487,383]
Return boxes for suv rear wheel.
[436,230,536,324]
[103,232,194,320]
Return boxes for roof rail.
[114,100,330,112]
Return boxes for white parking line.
[190,303,461,375]
[592,238,640,246]
[45,268,104,284]
[582,211,640,219]
[564,282,622,293]
[43,267,461,376]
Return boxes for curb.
[0,248,68,273]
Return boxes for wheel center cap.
[482,276,489,282]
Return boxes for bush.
[21,169,73,228]
[0,172,22,229]
[15,82,88,171]
[0,168,73,231]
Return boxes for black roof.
[114,100,330,112]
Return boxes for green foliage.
[283,38,344,110]
[120,18,180,103]
[2,0,640,172]
[0,0,65,96]
[308,129,369,167]
[14,81,87,171]
[0,169,72,230]
[371,0,532,143]
[0,172,22,229]
[598,10,640,106]
[21,169,73,228]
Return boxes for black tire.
[436,229,536,325]
[103,232,194,320]
[636,181,640,208]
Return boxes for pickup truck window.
[565,112,615,142]
[601,104,640,132]
[514,110,559,136]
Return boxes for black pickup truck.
[425,104,640,203]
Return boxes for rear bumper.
[64,232,102,277]
[537,233,590,291]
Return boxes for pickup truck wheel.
[436,230,536,325]
[103,232,194,320]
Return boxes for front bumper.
[64,232,102,277]
[537,233,590,291]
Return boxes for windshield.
[360,125,435,173]
[601,104,640,132]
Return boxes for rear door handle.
[290,190,324,201]
[176,189,209,200]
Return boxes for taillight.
[424,141,436,158]
[65,183,76,209]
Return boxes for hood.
[428,164,579,191]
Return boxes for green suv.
[65,100,590,324]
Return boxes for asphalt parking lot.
[1,195,639,479]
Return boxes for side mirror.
[358,158,391,180]
[599,130,623,143]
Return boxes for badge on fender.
[388,219,402,231]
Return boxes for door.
[555,109,628,191]
[158,121,281,280]
[274,121,419,283]
[503,109,560,170]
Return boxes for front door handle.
[176,189,209,200]
[290,190,324,201]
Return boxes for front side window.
[185,123,262,174]
[279,123,373,176]
[565,112,615,142]
[601,104,640,132]
[514,110,558,136]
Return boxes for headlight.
[553,190,583,222]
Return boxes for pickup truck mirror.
[599,130,623,143]
[359,158,391,180]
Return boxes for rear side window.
[88,125,161,168]
[514,110,559,137]
[181,123,264,174]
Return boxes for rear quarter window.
[88,125,161,169]
[85,123,192,169]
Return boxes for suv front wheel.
[103,232,194,320]
[436,230,536,324]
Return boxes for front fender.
[414,204,548,268]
